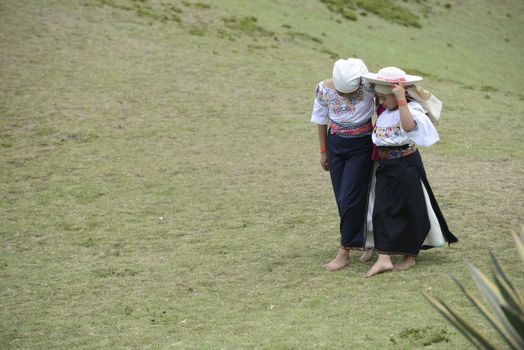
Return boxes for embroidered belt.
[329,119,373,138]
[376,143,418,160]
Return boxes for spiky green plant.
[424,230,524,350]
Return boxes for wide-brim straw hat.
[332,58,369,93]
[363,67,422,94]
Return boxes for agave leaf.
[467,260,505,308]
[424,292,484,348]
[490,252,524,310]
[452,275,522,350]
[467,262,524,349]
[500,305,524,342]
[512,231,524,263]
[493,270,524,317]
[424,292,498,349]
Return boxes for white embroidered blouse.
[310,81,375,125]
[372,101,439,147]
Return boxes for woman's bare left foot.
[323,248,350,271]
[359,248,373,262]
[394,256,416,271]
[366,254,393,277]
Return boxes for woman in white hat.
[362,67,458,277]
[311,58,375,271]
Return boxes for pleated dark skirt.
[372,150,458,256]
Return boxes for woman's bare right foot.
[323,248,350,271]
[394,256,416,271]
[366,254,394,277]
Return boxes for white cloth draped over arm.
[404,102,439,147]
[310,82,329,125]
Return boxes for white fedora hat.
[363,67,422,94]
[332,58,369,93]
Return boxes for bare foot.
[394,256,416,271]
[323,248,350,271]
[366,254,394,277]
[359,247,374,262]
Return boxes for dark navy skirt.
[373,151,458,256]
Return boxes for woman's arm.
[392,83,416,132]
[317,124,329,171]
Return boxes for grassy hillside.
[1,0,523,349]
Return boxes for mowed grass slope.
[1,0,523,348]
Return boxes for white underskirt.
[365,163,377,248]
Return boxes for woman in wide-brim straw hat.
[362,67,458,277]
[311,58,376,271]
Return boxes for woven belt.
[329,119,373,138]
[376,143,418,160]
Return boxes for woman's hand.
[320,152,329,171]
[391,82,406,101]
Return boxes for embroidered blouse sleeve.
[310,82,329,125]
[403,102,439,147]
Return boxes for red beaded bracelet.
[397,98,408,107]
[320,146,327,153]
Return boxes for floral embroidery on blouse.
[316,85,364,116]
[373,123,402,139]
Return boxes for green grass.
[355,0,422,27]
[1,0,523,348]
